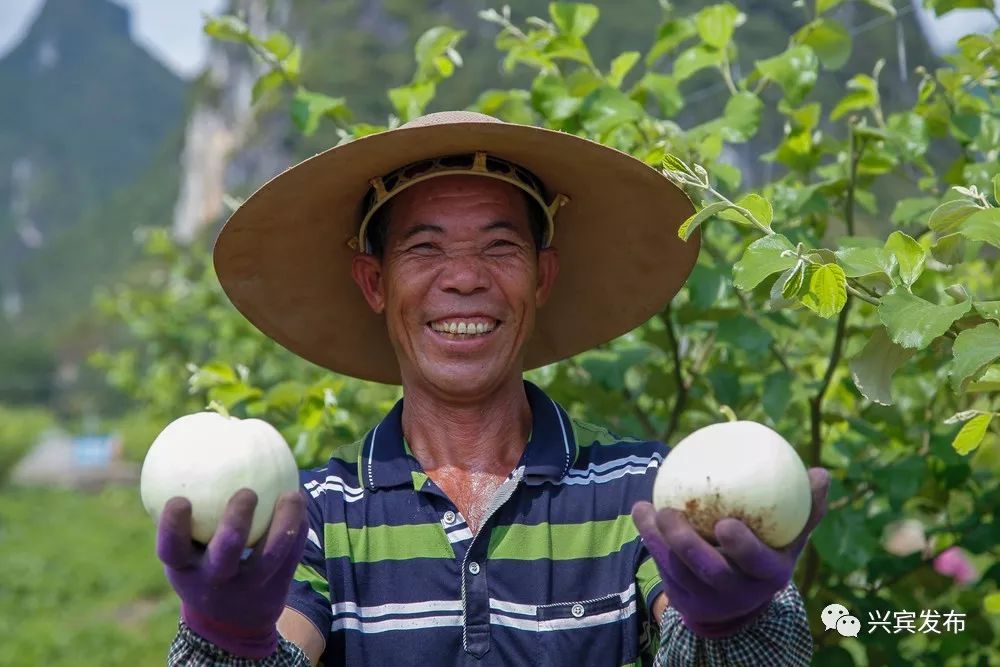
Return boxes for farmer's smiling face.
[351,174,558,398]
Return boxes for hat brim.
[214,119,700,384]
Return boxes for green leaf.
[719,193,772,228]
[927,199,982,234]
[282,47,301,81]
[756,45,818,106]
[831,73,878,119]
[878,289,971,350]
[203,15,249,42]
[781,261,810,300]
[884,231,926,287]
[545,34,594,66]
[834,246,894,278]
[993,173,1000,203]
[209,382,263,408]
[733,234,798,290]
[673,44,723,82]
[795,18,851,70]
[849,327,916,405]
[646,18,696,65]
[763,370,793,423]
[975,301,1000,322]
[952,413,993,455]
[662,153,690,175]
[958,208,1000,247]
[817,0,846,13]
[388,81,435,122]
[251,70,284,104]
[414,26,465,79]
[720,91,763,142]
[927,0,997,16]
[812,506,878,572]
[261,31,294,61]
[550,2,600,37]
[678,201,730,241]
[862,0,897,15]
[579,86,645,136]
[716,314,773,353]
[890,197,938,226]
[291,89,348,135]
[188,362,238,391]
[885,112,929,161]
[800,263,847,318]
[637,73,683,117]
[434,55,455,77]
[967,366,1000,392]
[932,232,965,265]
[608,51,640,88]
[985,592,1000,615]
[950,323,1000,392]
[695,3,745,49]
[532,75,582,121]
[578,344,658,391]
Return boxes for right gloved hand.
[157,488,308,659]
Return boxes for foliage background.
[2,1,999,665]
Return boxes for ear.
[535,246,559,308]
[351,253,386,314]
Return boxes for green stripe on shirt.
[293,562,331,601]
[488,514,639,560]
[323,521,454,562]
[636,554,663,609]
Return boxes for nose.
[438,253,490,295]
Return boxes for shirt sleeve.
[653,584,814,667]
[285,477,333,642]
[168,621,309,667]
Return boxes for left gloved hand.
[632,468,830,638]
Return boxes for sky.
[0,0,998,79]
[0,0,227,79]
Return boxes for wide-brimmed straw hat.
[214,111,700,384]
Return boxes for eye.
[486,239,518,251]
[406,241,439,253]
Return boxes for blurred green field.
[0,484,179,665]
[0,401,179,666]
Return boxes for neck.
[400,375,531,475]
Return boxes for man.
[161,111,829,666]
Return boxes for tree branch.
[663,305,687,442]
[625,388,659,440]
[802,128,866,597]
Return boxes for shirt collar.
[360,380,578,491]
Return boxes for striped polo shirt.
[287,380,667,666]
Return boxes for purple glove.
[157,488,308,659]
[632,468,830,638]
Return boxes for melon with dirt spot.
[653,420,811,549]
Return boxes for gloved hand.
[632,468,830,638]
[157,488,308,658]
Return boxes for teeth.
[431,320,497,336]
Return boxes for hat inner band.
[354,151,569,253]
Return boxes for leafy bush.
[95,2,999,663]
[0,403,56,479]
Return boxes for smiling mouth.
[427,317,500,339]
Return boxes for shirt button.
[468,562,481,575]
[571,604,585,619]
[443,511,457,525]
